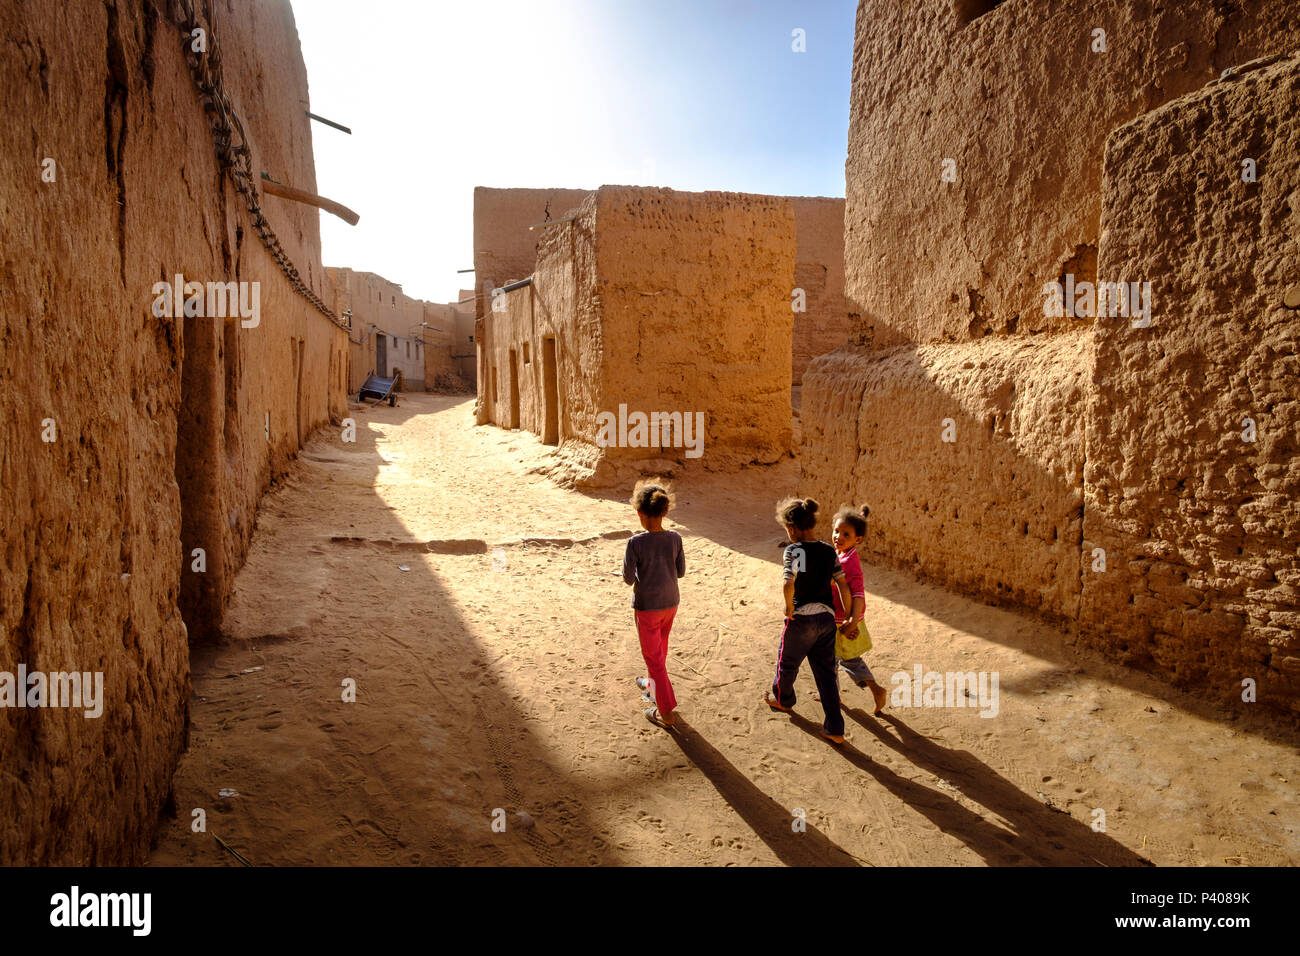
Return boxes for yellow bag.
[836,619,872,659]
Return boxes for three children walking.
[621,479,883,740]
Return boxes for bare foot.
[868,681,887,715]
[764,691,793,712]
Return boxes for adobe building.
[802,1,1300,711]
[471,186,590,322]
[472,186,848,393]
[420,300,468,390]
[475,186,798,484]
[1,0,348,862]
[452,290,478,387]
[327,266,430,392]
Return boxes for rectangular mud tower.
[478,186,797,484]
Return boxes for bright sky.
[295,0,855,303]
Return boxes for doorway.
[375,332,387,377]
[176,313,224,642]
[542,336,559,445]
[294,338,305,448]
[491,365,499,421]
[508,349,521,429]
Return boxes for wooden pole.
[261,174,360,226]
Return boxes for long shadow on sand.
[849,708,1153,866]
[665,717,859,866]
[784,709,1152,867]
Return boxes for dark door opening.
[508,349,521,429]
[542,336,559,445]
[176,313,224,643]
[294,338,305,448]
[375,332,387,378]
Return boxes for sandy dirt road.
[149,394,1300,866]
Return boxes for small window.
[523,342,531,364]
[406,342,411,359]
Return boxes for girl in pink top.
[832,505,888,715]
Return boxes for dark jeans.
[771,611,844,735]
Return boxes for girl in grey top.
[623,481,686,730]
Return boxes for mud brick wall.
[803,333,1090,623]
[0,0,346,862]
[803,0,1300,711]
[846,0,1297,349]
[596,186,795,472]
[478,187,796,482]
[421,301,459,388]
[1081,54,1300,709]
[453,290,477,386]
[329,267,426,392]
[790,197,849,384]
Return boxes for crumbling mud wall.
[790,197,849,384]
[803,333,1090,623]
[174,0,348,641]
[0,0,346,863]
[804,0,1300,710]
[473,185,830,423]
[844,0,1298,349]
[1081,53,1300,709]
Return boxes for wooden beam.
[305,110,352,134]
[261,174,360,226]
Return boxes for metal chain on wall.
[172,0,343,326]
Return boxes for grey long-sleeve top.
[622,530,686,611]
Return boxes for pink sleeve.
[842,551,865,599]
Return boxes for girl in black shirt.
[765,497,851,743]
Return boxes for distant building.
[474,185,817,484]
[326,267,428,392]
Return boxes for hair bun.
[805,498,819,514]
[861,504,870,519]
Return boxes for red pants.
[635,606,678,715]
